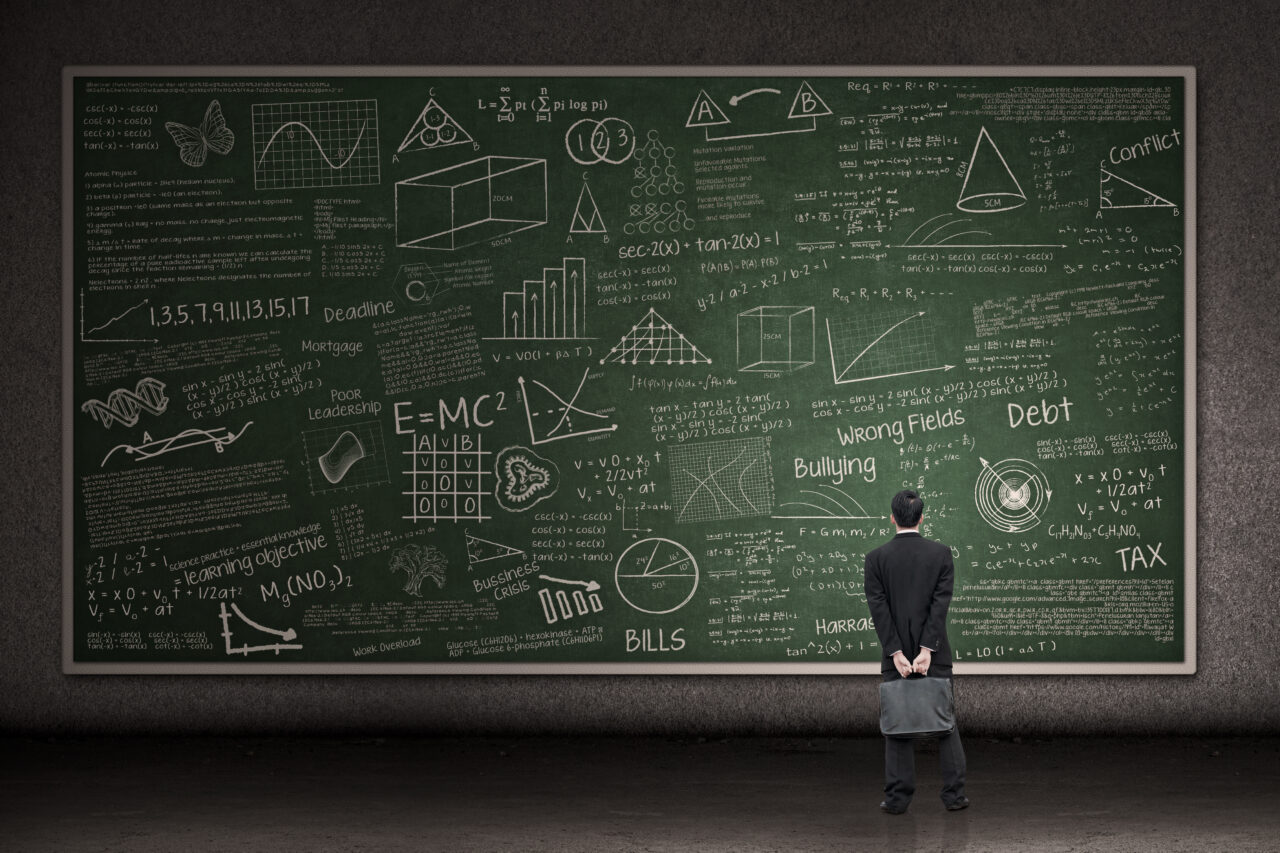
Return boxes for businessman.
[863,489,969,814]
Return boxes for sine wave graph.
[251,99,381,190]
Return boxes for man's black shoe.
[879,801,907,815]
[945,796,970,811]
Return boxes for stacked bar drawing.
[500,258,588,339]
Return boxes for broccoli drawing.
[388,543,448,597]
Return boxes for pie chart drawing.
[614,537,699,615]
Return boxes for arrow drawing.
[538,575,602,592]
[730,87,781,105]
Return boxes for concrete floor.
[2,735,1278,852]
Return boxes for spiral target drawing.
[974,457,1051,532]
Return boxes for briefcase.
[879,676,955,738]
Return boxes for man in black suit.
[864,489,969,814]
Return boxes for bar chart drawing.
[486,257,591,341]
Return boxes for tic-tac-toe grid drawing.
[251,99,381,190]
[402,432,491,523]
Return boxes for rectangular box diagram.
[395,155,547,251]
[737,306,815,373]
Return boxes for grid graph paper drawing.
[826,310,949,385]
[251,99,381,190]
[668,436,774,524]
[402,432,491,522]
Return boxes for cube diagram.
[737,306,815,373]
[396,156,547,250]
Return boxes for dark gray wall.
[3,0,1277,736]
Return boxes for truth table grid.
[402,432,491,522]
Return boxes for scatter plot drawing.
[81,378,168,429]
[1099,164,1177,211]
[614,537,699,615]
[686,81,831,142]
[493,445,560,513]
[389,543,449,597]
[773,484,881,520]
[220,602,302,656]
[600,309,711,366]
[518,370,617,445]
[403,433,491,523]
[975,457,1051,533]
[737,306,814,373]
[826,311,951,385]
[669,437,774,524]
[303,420,390,494]
[397,98,474,154]
[251,99,380,190]
[487,258,590,341]
[466,532,525,565]
[957,126,1026,213]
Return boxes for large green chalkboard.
[63,67,1195,673]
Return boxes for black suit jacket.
[864,532,955,676]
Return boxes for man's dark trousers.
[882,672,967,811]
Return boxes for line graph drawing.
[518,370,618,445]
[975,457,1052,533]
[600,309,711,366]
[486,258,590,341]
[957,126,1026,213]
[220,602,301,656]
[1099,164,1177,211]
[80,293,156,343]
[251,99,380,190]
[303,420,390,494]
[100,422,252,467]
[466,532,525,565]
[890,212,1067,249]
[668,437,773,524]
[772,484,885,520]
[397,98,474,154]
[686,81,831,142]
[826,311,953,385]
[81,378,168,429]
[614,537,699,615]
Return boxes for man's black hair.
[891,489,923,528]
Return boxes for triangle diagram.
[686,90,731,128]
[1099,165,1176,208]
[600,309,712,366]
[465,532,525,565]
[570,182,607,234]
[397,98,474,154]
[788,81,832,119]
[957,126,1027,213]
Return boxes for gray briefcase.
[879,676,956,738]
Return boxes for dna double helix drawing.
[81,378,169,429]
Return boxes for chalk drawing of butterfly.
[164,100,235,167]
